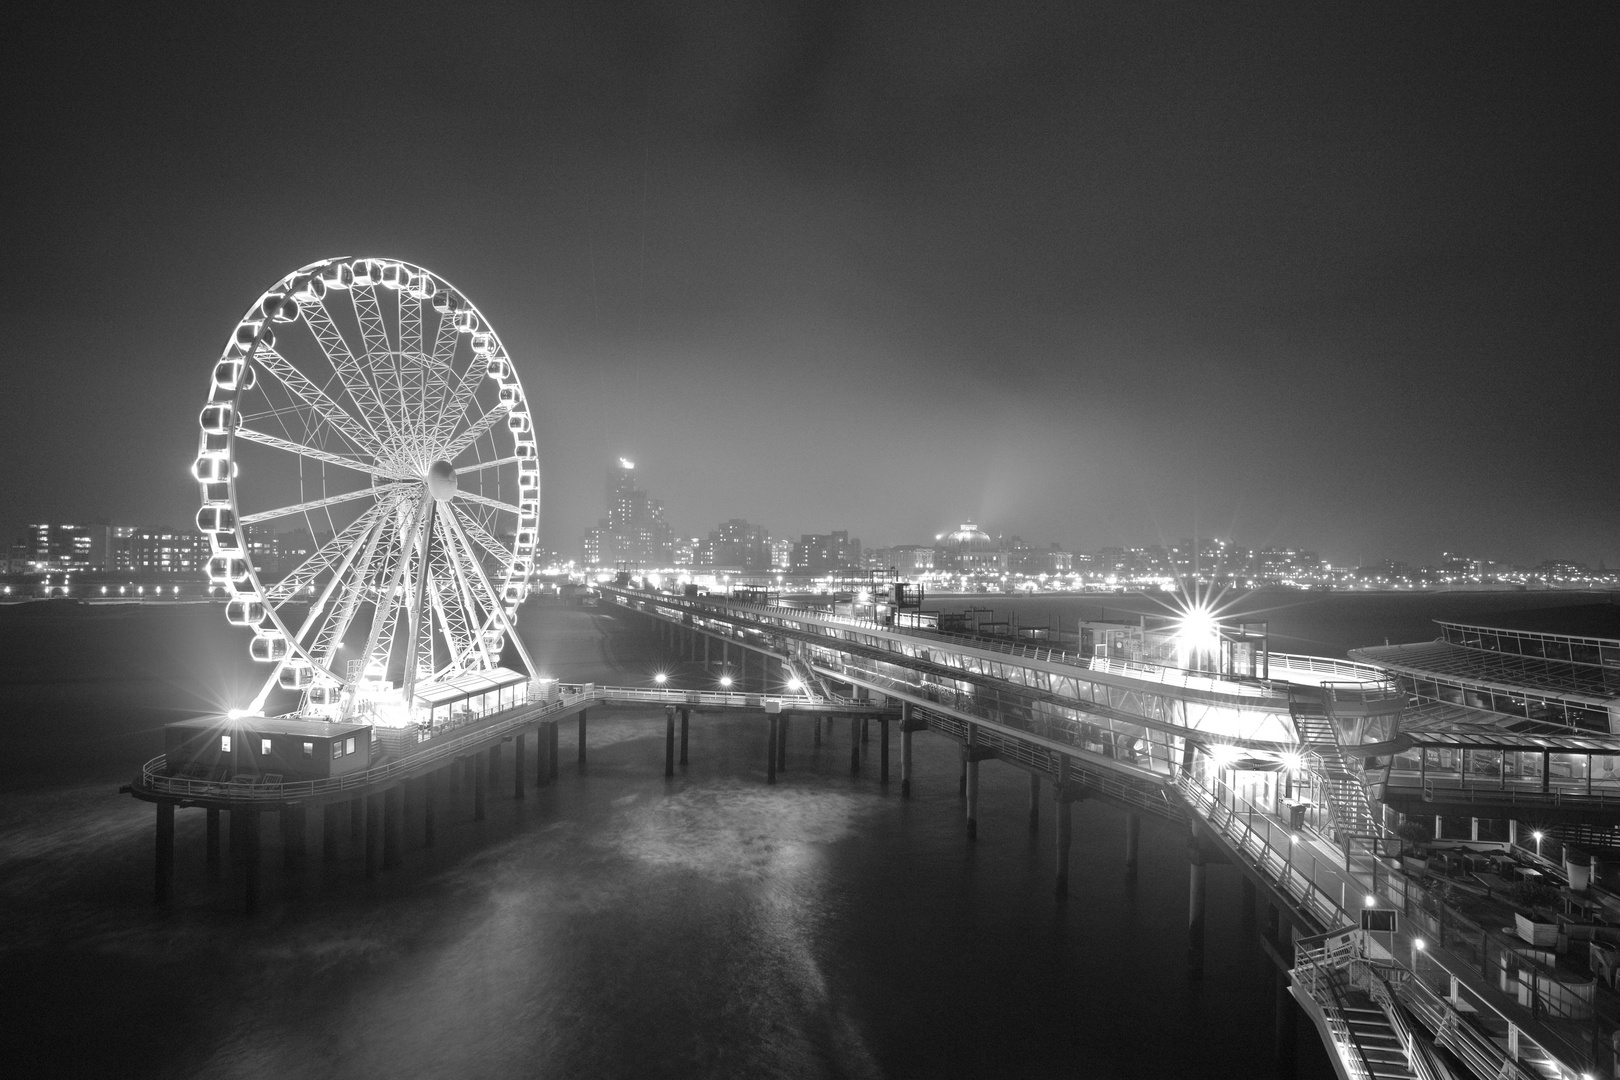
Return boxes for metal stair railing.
[1293,930,1385,1080]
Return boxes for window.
[261,738,272,755]
[221,735,232,753]
[302,741,314,757]
[333,742,344,760]
[346,737,355,755]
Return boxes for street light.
[719,675,733,688]
[1533,830,1544,857]
[654,672,667,685]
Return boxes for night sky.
[3,2,1615,567]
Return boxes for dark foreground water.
[5,592,1596,1078]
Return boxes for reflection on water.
[0,602,1348,1078]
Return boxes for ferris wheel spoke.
[311,505,399,668]
[454,491,523,517]
[437,508,500,669]
[250,346,379,455]
[439,404,512,462]
[455,455,520,473]
[234,427,398,478]
[262,501,390,606]
[238,481,411,527]
[300,294,391,445]
[451,505,514,563]
[345,497,432,715]
[352,284,410,445]
[423,313,465,437]
[440,504,536,675]
[431,350,494,447]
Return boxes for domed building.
[935,521,1006,575]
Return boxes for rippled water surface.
[15,595,1574,1077]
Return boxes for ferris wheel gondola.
[195,257,537,724]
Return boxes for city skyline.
[2,5,1616,571]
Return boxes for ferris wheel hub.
[425,459,458,502]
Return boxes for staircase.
[1293,933,1427,1080]
[1292,698,1382,839]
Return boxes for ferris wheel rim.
[196,256,540,721]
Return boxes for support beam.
[578,709,588,769]
[351,796,364,844]
[206,807,222,880]
[861,717,869,744]
[282,804,306,880]
[513,731,525,800]
[536,723,551,785]
[424,769,437,848]
[965,726,981,841]
[1274,923,1298,1078]
[489,740,502,793]
[323,802,340,863]
[850,716,861,774]
[155,802,174,905]
[665,706,676,778]
[1188,838,1207,976]
[679,708,689,766]
[548,721,559,780]
[383,785,403,870]
[364,795,382,880]
[767,712,779,785]
[813,712,822,748]
[242,809,262,916]
[473,750,487,821]
[777,712,789,772]
[1054,795,1072,897]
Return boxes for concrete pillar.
[813,713,823,748]
[901,727,914,798]
[548,721,559,780]
[474,750,487,821]
[1188,839,1208,975]
[536,723,550,785]
[1125,812,1141,868]
[424,770,437,848]
[242,809,262,916]
[383,785,403,870]
[1054,797,1072,897]
[350,795,364,844]
[777,713,789,772]
[958,756,967,798]
[578,709,588,769]
[679,708,689,766]
[364,795,382,880]
[767,714,779,785]
[1028,773,1041,834]
[965,727,980,841]
[850,716,861,774]
[206,807,221,880]
[1275,923,1298,1078]
[228,806,244,862]
[862,717,870,744]
[489,741,502,792]
[155,802,174,905]
[879,718,890,783]
[282,804,305,877]
[665,706,676,778]
[513,732,526,799]
[323,802,340,862]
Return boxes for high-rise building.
[790,531,861,574]
[581,459,674,569]
[701,519,770,572]
[127,528,208,575]
[769,538,793,570]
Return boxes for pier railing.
[134,684,834,803]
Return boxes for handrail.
[1357,963,1440,1080]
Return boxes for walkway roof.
[413,666,529,707]
[1350,640,1619,704]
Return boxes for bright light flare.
[1207,742,1240,768]
[226,708,246,720]
[654,672,668,685]
[786,677,803,692]
[719,676,733,688]
[1280,751,1303,772]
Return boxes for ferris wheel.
[195,257,538,724]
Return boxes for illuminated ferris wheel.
[194,257,537,723]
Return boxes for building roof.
[1350,640,1620,703]
[1437,603,1620,644]
[1399,699,1620,749]
[167,715,372,738]
[413,666,529,707]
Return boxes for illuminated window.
[221,735,232,753]
[302,741,313,757]
[261,738,272,755]
[346,737,356,755]
[333,742,344,759]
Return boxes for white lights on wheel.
[197,257,539,720]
